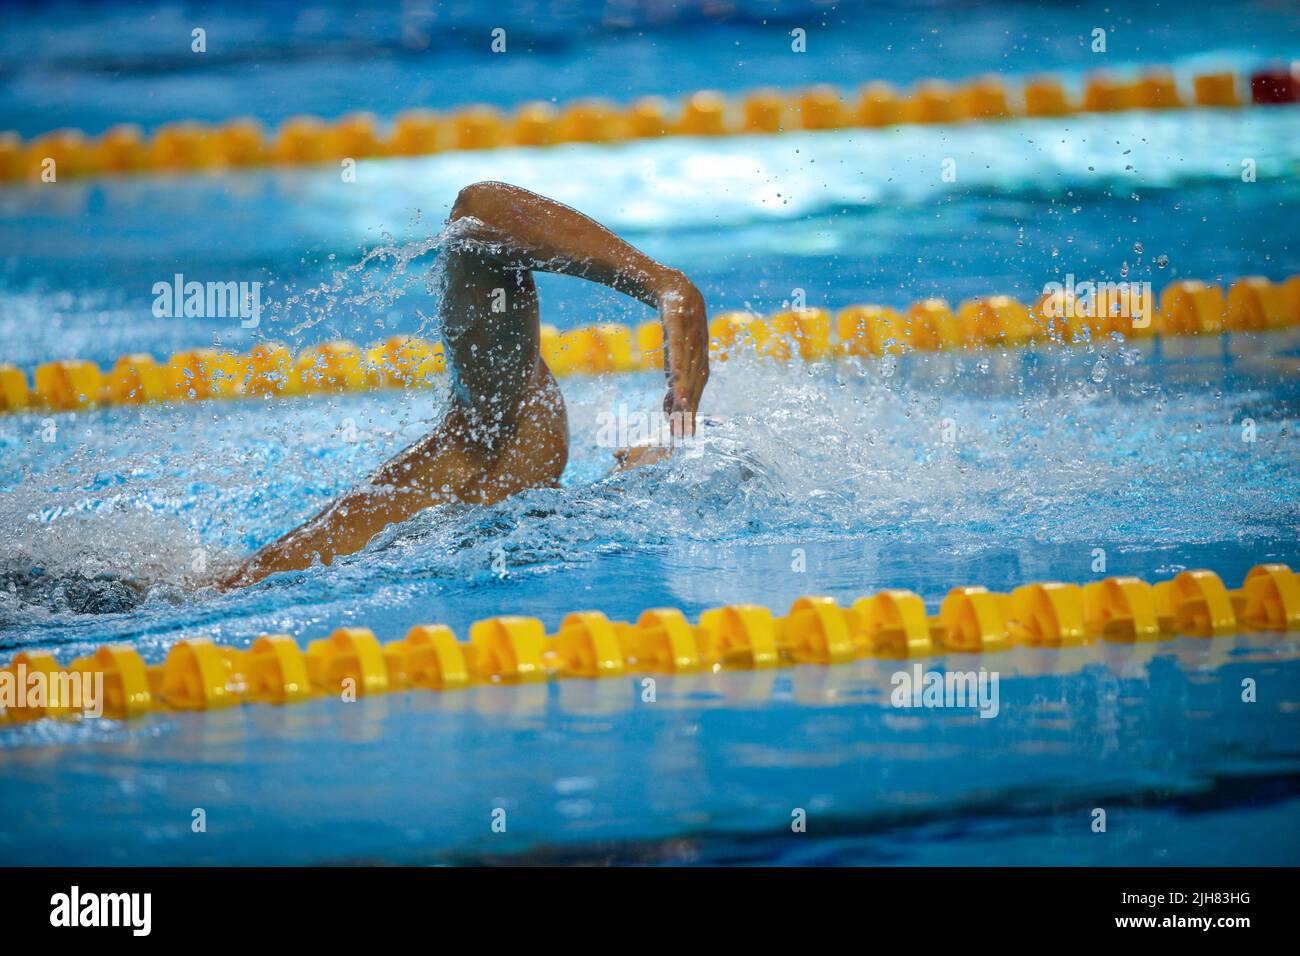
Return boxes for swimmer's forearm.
[219,491,401,587]
[451,181,686,307]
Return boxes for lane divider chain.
[2,65,1298,182]
[2,273,1298,416]
[2,563,1298,725]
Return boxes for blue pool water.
[2,0,1300,865]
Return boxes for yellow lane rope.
[2,273,1297,416]
[2,563,1297,726]
[0,68,1280,183]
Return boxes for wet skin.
[220,181,709,587]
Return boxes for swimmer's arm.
[214,411,490,589]
[451,181,709,431]
[215,491,394,590]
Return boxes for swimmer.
[218,181,709,588]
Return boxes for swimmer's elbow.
[450,181,514,222]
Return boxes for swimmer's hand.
[657,273,709,436]
[612,444,674,472]
[610,415,722,473]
